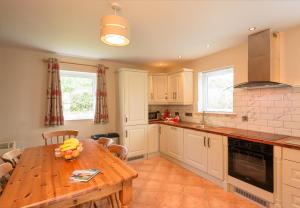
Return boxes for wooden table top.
[0,139,138,208]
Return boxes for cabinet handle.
[204,136,206,147]
[208,137,210,148]
[175,92,177,99]
[125,130,128,137]
[125,116,128,123]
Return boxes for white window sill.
[196,111,237,116]
[65,118,94,121]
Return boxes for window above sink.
[198,67,234,113]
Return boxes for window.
[60,70,96,120]
[198,67,233,113]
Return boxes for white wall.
[0,46,145,148]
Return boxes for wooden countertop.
[150,120,300,150]
[0,139,138,208]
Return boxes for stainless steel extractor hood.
[234,29,291,89]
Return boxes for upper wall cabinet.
[149,69,194,105]
[149,74,168,105]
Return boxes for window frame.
[198,66,234,113]
[60,70,97,121]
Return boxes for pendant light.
[100,2,130,46]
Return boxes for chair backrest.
[98,137,113,148]
[42,130,79,146]
[0,162,13,195]
[108,144,128,161]
[1,149,22,168]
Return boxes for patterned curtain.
[44,58,64,126]
[94,64,109,124]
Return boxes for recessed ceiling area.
[1,0,300,68]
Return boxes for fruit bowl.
[55,138,83,160]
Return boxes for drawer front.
[283,185,300,208]
[283,148,300,163]
[283,160,300,189]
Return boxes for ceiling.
[1,0,300,68]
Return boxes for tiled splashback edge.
[149,87,300,137]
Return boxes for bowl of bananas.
[55,138,83,160]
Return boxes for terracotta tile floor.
[128,156,259,208]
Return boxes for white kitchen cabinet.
[124,125,147,158]
[283,185,300,208]
[149,69,193,105]
[160,125,169,154]
[167,126,184,161]
[148,124,160,153]
[120,69,148,126]
[206,133,224,180]
[183,129,208,172]
[118,68,148,158]
[282,148,300,207]
[183,129,224,180]
[148,75,154,103]
[152,74,168,104]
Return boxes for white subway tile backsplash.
[268,120,283,128]
[149,87,300,137]
[274,128,292,136]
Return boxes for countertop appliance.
[148,111,160,121]
[228,137,274,193]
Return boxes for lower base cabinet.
[167,126,184,161]
[183,130,207,172]
[282,148,300,208]
[183,129,224,180]
[160,125,184,160]
[147,124,160,153]
[124,125,147,158]
[283,185,300,208]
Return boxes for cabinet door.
[167,126,184,160]
[168,73,183,103]
[160,125,168,154]
[283,185,300,208]
[207,133,224,180]
[148,75,154,103]
[125,125,147,157]
[124,71,148,125]
[148,124,159,153]
[168,74,178,103]
[153,75,168,104]
[183,129,208,172]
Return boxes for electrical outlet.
[185,112,193,117]
[242,115,248,121]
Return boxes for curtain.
[44,58,64,126]
[94,64,109,124]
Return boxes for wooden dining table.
[0,139,138,208]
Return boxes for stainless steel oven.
[228,137,273,192]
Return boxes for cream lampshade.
[100,14,129,46]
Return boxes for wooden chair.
[0,162,13,195]
[42,130,79,146]
[108,144,128,161]
[1,149,22,168]
[94,145,128,208]
[98,138,113,149]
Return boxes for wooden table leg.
[119,180,133,208]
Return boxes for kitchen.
[119,28,300,207]
[1,1,300,208]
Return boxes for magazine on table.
[70,169,101,182]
